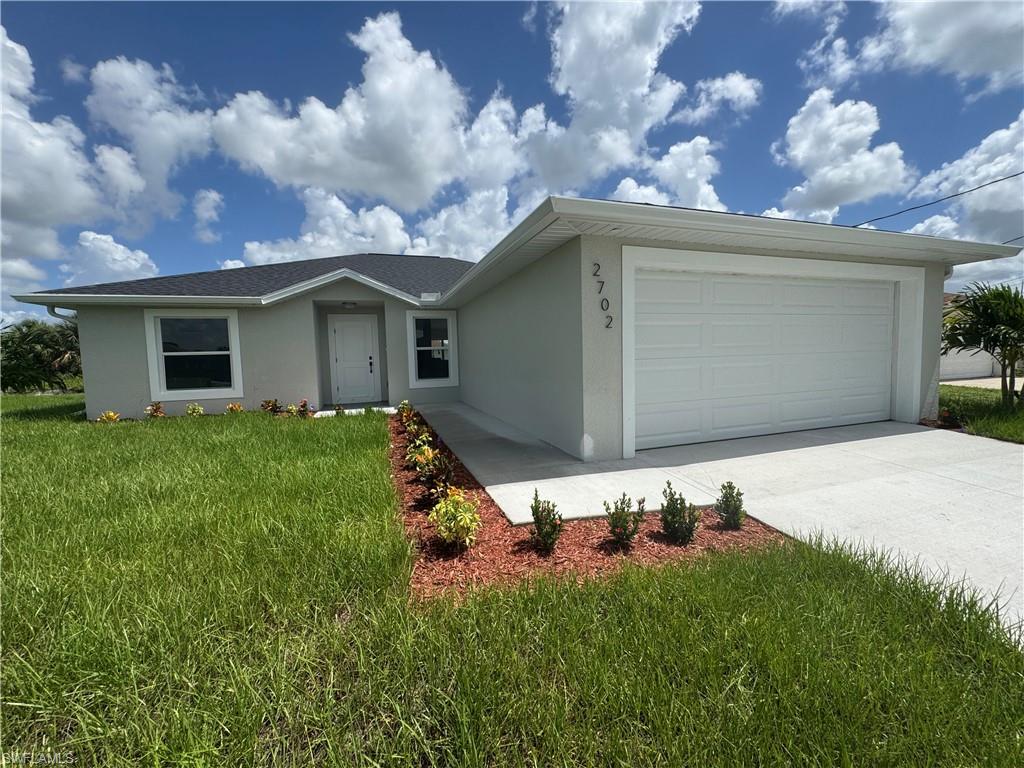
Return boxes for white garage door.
[635,270,895,449]
[940,348,996,380]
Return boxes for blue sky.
[2,1,1022,321]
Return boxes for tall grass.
[3,394,1022,765]
[940,384,1024,443]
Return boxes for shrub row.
[527,480,747,554]
[398,401,481,549]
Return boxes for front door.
[329,314,381,405]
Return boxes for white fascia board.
[438,198,559,306]
[260,268,422,306]
[548,196,1020,265]
[11,293,263,307]
[14,269,425,309]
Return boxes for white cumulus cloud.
[410,187,513,261]
[242,188,412,265]
[610,177,671,206]
[86,56,213,226]
[59,231,158,286]
[192,188,225,244]
[673,72,764,124]
[769,87,914,222]
[213,13,466,212]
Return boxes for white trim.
[144,308,244,401]
[261,268,422,306]
[406,309,459,389]
[620,245,925,458]
[327,314,382,404]
[14,270,423,309]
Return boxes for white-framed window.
[144,308,244,400]
[406,309,459,389]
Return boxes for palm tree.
[0,318,81,393]
[943,283,1024,406]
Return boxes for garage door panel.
[636,404,702,449]
[844,284,893,311]
[779,317,839,350]
[635,274,702,312]
[637,361,702,401]
[710,400,774,433]
[781,282,843,308]
[635,270,894,448]
[841,316,892,349]
[635,320,702,358]
[711,279,774,307]
[710,321,773,352]
[779,395,836,428]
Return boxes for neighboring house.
[16,197,1019,460]
[938,292,999,380]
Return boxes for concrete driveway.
[420,403,1024,626]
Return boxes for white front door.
[329,314,381,405]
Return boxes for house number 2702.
[592,262,613,328]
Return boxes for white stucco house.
[15,197,1019,460]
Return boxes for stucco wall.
[577,237,948,459]
[458,238,585,457]
[75,278,459,419]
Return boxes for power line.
[852,170,1024,228]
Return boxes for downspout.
[47,306,76,321]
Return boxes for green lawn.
[3,394,1022,766]
[939,384,1024,443]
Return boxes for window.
[145,309,243,400]
[406,310,458,388]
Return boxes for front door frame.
[620,246,926,458]
[328,313,382,405]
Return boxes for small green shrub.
[397,399,414,423]
[144,401,165,418]
[660,481,700,544]
[605,493,645,547]
[424,451,456,494]
[406,433,433,469]
[715,481,746,530]
[185,403,205,417]
[530,489,562,553]
[429,487,481,548]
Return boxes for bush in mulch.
[604,493,645,548]
[388,416,786,600]
[660,481,701,545]
[529,490,562,554]
[715,482,746,530]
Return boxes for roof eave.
[13,268,426,309]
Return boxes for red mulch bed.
[390,414,785,599]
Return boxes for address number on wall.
[592,262,613,328]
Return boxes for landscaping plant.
[144,401,166,419]
[0,318,81,393]
[530,489,562,553]
[296,399,314,418]
[397,399,414,424]
[185,403,205,417]
[715,481,746,530]
[429,487,481,548]
[95,410,120,423]
[225,402,244,414]
[605,493,645,546]
[660,481,700,545]
[425,451,456,495]
[260,399,282,415]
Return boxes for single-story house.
[15,197,1019,460]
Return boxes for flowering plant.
[185,402,205,417]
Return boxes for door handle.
[368,355,373,373]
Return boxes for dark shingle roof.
[39,253,474,299]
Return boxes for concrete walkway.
[420,402,1024,625]
[941,376,1003,389]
